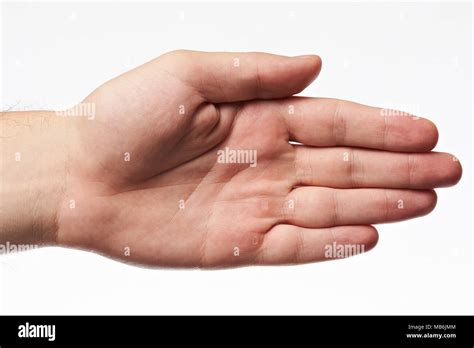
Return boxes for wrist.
[0,110,71,247]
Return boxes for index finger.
[282,97,439,152]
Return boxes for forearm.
[0,111,69,246]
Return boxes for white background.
[1,1,472,314]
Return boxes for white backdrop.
[1,1,472,314]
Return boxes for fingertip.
[297,54,322,82]
[382,110,438,152]
[311,55,323,82]
[405,117,439,152]
[364,225,379,252]
[415,189,438,216]
[442,153,463,187]
[296,54,322,67]
[333,225,379,253]
[421,119,439,151]
[412,152,462,189]
[426,153,462,188]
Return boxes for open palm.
[57,50,461,268]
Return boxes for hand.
[1,50,462,268]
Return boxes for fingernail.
[294,54,316,59]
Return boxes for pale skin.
[0,50,462,268]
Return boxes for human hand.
[1,50,462,268]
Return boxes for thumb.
[158,50,322,103]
